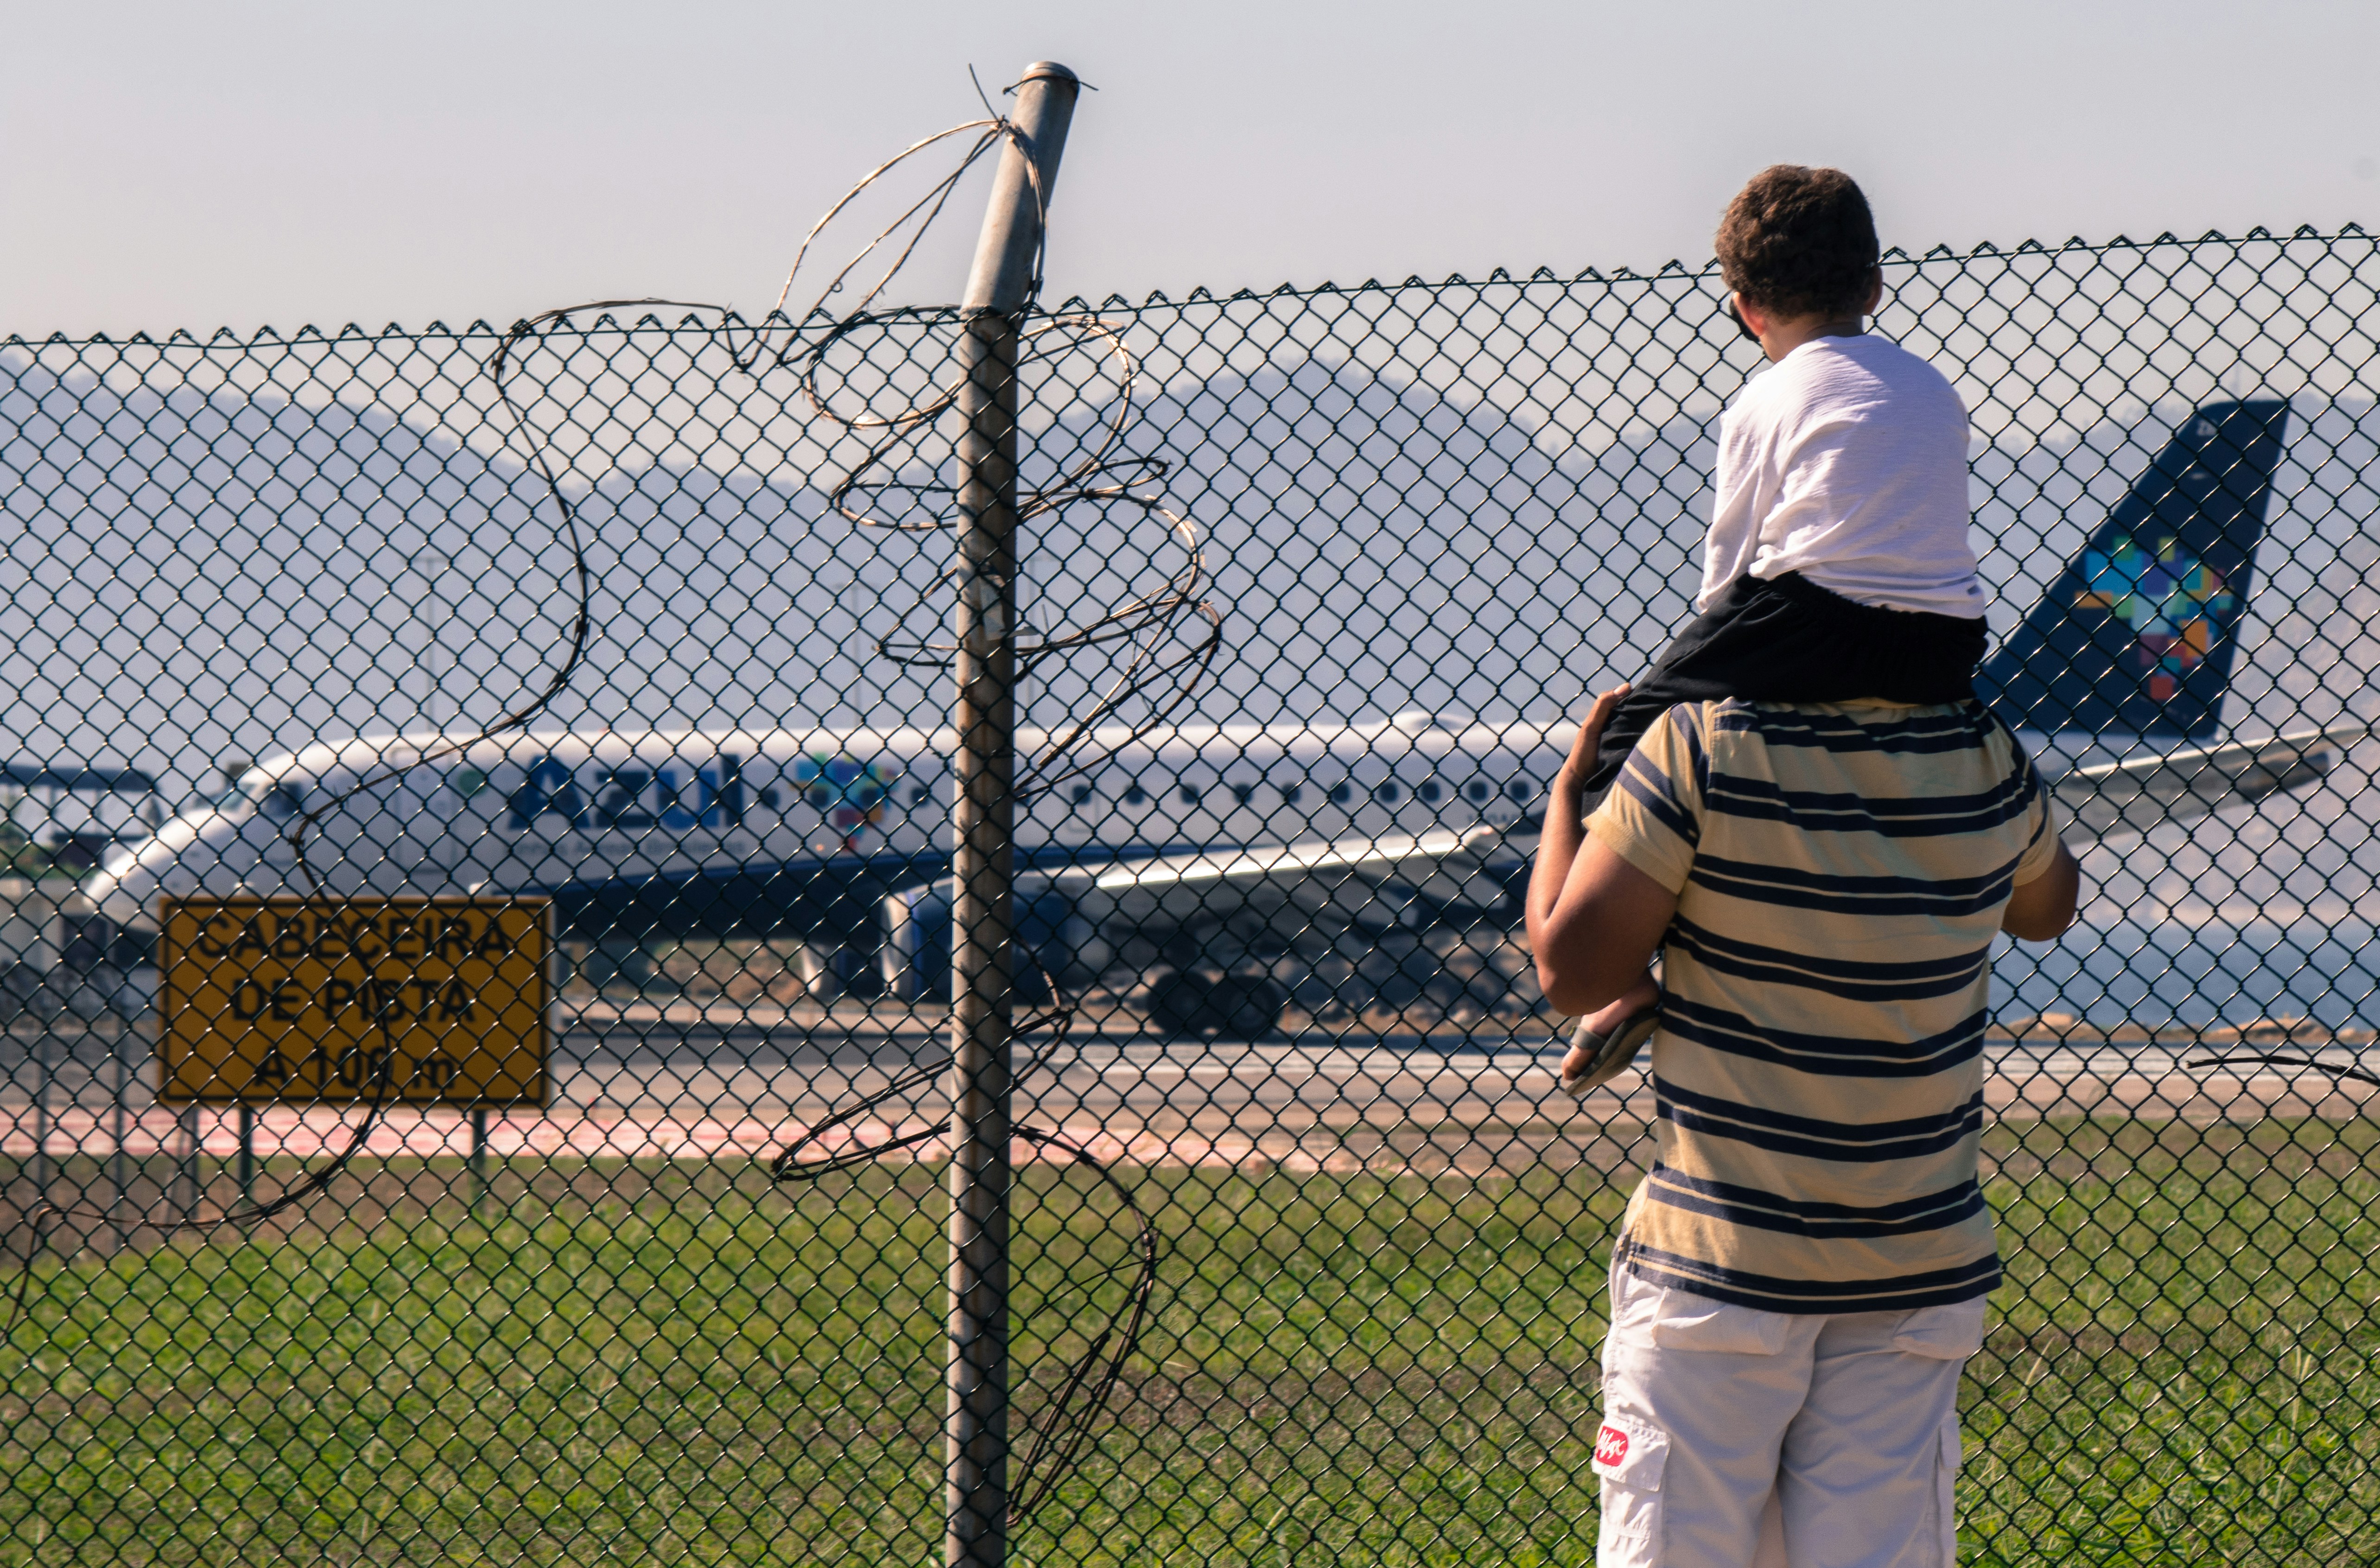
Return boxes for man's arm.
[1527,687,1681,1018]
[2001,839,2081,941]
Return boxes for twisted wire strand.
[128,288,638,1234]
[764,943,1159,1526]
[11,101,1181,1517]
[469,109,1176,1522]
[737,103,1185,1523]
[1001,1124,1160,1523]
[5,1053,399,1331]
[826,315,1139,532]
[2185,1050,2380,1087]
[278,293,626,899]
[7,526,554,1308]
[5,285,657,1318]
[843,313,1224,795]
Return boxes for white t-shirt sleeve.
[1698,337,1983,619]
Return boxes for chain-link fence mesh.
[4,222,2379,1565]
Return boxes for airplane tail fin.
[1979,398,2290,737]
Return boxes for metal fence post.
[470,1106,489,1214]
[236,1103,254,1205]
[946,59,1079,1568]
[111,1024,128,1247]
[178,1103,200,1220]
[30,1028,51,1199]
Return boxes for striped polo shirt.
[1589,697,2058,1314]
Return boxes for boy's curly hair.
[1716,166,1879,320]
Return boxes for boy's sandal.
[1559,1001,1661,1098]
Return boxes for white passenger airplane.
[67,398,2369,1030]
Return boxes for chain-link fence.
[4,217,2379,1566]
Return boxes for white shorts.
[1594,1261,1985,1568]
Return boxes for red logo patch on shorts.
[1594,1424,1630,1468]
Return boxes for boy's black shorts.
[1579,571,1988,795]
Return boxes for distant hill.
[6,331,2376,798]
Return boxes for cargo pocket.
[1593,1414,1669,1566]
[1929,1415,1963,1566]
[1607,1244,1792,1359]
[1645,1292,1791,1356]
[1891,1297,1987,1361]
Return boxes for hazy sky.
[5,0,2376,337]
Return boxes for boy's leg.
[1578,575,1819,795]
[1578,570,1987,795]
[1575,680,1691,797]
[1594,1262,1821,1567]
[1774,1299,1984,1568]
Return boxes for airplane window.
[1230,784,1255,806]
[1071,784,1095,805]
[1280,783,1303,804]
[1179,785,1202,805]
[1328,783,1351,804]
[760,786,782,808]
[910,785,930,806]
[1418,781,1441,803]
[1373,783,1401,803]
[1466,780,1490,802]
[1124,784,1146,805]
[1505,779,1531,800]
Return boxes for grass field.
[4,1119,2379,1566]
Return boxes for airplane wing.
[882,721,2375,1006]
[1083,824,1516,924]
[877,826,1525,1000]
[1089,717,2374,920]
[1074,719,2372,925]
[2048,722,2370,837]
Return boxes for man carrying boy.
[1578,165,1991,800]
[1530,166,2082,1567]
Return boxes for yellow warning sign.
[159,896,552,1107]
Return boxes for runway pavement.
[6,1000,2374,1175]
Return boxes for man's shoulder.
[1699,698,2019,774]
[1683,700,2042,868]
[1629,698,2029,788]
[1711,695,1989,727]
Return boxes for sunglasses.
[1726,303,1762,345]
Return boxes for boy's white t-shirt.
[1699,334,1984,618]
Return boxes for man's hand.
[1555,685,1631,807]
[1527,686,1679,1019]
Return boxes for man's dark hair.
[1716,166,1879,320]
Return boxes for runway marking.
[7,1030,2372,1170]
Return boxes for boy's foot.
[1559,977,1661,1097]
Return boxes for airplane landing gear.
[1139,968,1287,1040]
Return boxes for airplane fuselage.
[82,715,1571,947]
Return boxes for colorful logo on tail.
[795,755,892,846]
[2071,532,2237,704]
[1980,399,2288,738]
